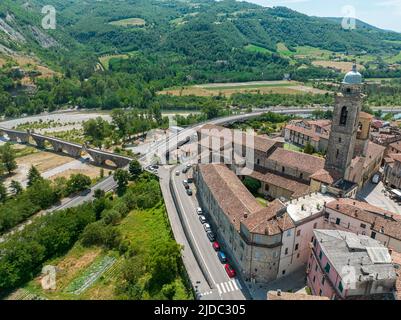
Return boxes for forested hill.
[2,0,401,60]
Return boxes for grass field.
[99,54,130,70]
[109,18,146,27]
[384,51,401,64]
[244,44,272,54]
[7,200,192,300]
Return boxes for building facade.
[307,230,397,300]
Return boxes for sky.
[245,0,401,32]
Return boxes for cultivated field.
[159,80,328,97]
[108,18,146,27]
[312,60,364,73]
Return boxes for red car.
[225,264,236,278]
[212,242,221,251]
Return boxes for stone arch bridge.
[0,127,132,168]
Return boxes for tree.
[94,189,105,199]
[83,117,111,148]
[10,180,23,196]
[0,181,7,203]
[304,142,315,155]
[114,169,130,194]
[67,174,91,194]
[27,166,43,187]
[0,143,17,174]
[129,160,143,180]
[242,177,261,195]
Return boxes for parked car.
[224,264,236,278]
[218,251,228,263]
[184,184,190,190]
[199,215,207,224]
[182,167,189,174]
[213,241,221,251]
[372,173,381,184]
[197,207,203,215]
[204,223,212,232]
[175,170,180,176]
[186,189,193,196]
[207,231,216,242]
[186,164,192,169]
[187,177,194,183]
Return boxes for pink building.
[307,230,397,300]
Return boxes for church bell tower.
[325,64,364,178]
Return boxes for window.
[282,166,285,173]
[336,149,340,158]
[340,106,348,126]
[336,218,341,225]
[319,289,323,296]
[338,281,344,293]
[286,230,292,237]
[371,232,376,239]
[360,223,366,229]
[295,244,299,251]
[339,138,342,143]
[300,173,304,179]
[315,265,318,272]
[313,276,316,283]
[265,184,270,192]
[285,248,288,255]
[324,263,331,273]
[257,159,260,165]
[319,251,323,260]
[322,277,325,285]
[297,230,301,237]
[313,222,318,229]
[282,270,286,275]
[297,253,300,259]
[313,238,317,247]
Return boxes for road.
[168,164,248,300]
[0,176,117,243]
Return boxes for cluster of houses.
[192,66,401,300]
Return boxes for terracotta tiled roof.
[249,170,310,198]
[197,164,292,236]
[326,199,401,240]
[389,154,401,163]
[389,141,401,153]
[268,148,325,176]
[197,124,280,153]
[246,200,293,235]
[267,291,330,301]
[285,122,330,141]
[364,142,385,169]
[359,112,374,120]
[310,168,342,185]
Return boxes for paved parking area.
[358,181,401,215]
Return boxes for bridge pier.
[86,148,132,168]
[0,128,30,144]
[31,135,46,149]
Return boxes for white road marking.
[232,280,239,290]
[221,283,227,293]
[227,281,235,292]
[216,283,222,295]
[235,279,242,290]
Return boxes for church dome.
[343,64,362,85]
